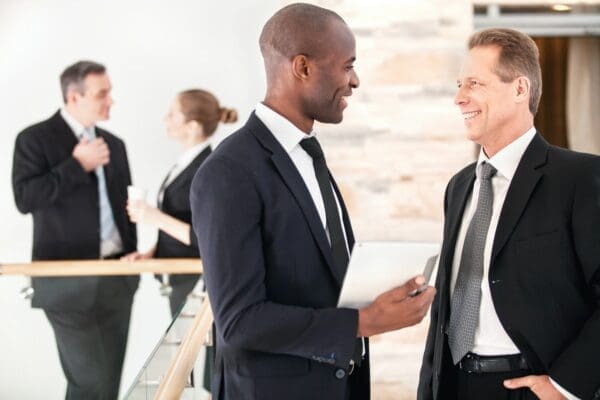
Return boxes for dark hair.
[59,60,106,103]
[468,28,542,115]
[178,89,238,137]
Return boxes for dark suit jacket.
[12,110,138,311]
[418,134,600,400]
[190,113,370,400]
[155,147,210,286]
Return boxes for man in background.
[418,28,600,400]
[12,60,138,400]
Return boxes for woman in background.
[123,88,237,394]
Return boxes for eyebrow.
[345,56,356,63]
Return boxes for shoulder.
[15,112,60,144]
[447,161,476,188]
[545,145,600,179]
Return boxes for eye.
[469,80,480,87]
[345,65,354,71]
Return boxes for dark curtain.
[533,37,569,149]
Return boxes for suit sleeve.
[119,138,137,249]
[190,156,358,369]
[12,129,90,214]
[549,157,600,400]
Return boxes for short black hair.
[59,60,106,103]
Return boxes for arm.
[547,158,600,399]
[506,157,600,400]
[12,130,91,213]
[191,156,358,368]
[127,200,191,245]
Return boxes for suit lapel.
[440,166,476,320]
[165,147,212,192]
[491,134,548,263]
[247,113,343,285]
[160,147,212,209]
[50,110,80,152]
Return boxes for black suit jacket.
[190,113,370,400]
[12,110,138,311]
[154,146,210,285]
[418,134,600,400]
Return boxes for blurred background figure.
[11,60,138,400]
[122,88,237,395]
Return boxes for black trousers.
[440,362,537,400]
[44,279,133,400]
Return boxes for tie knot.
[300,137,324,160]
[478,162,497,180]
[81,127,95,140]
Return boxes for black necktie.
[299,137,349,270]
[300,137,363,367]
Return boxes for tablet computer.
[337,241,439,309]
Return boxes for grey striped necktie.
[447,161,497,364]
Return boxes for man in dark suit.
[418,28,600,400]
[190,4,436,400]
[12,60,138,400]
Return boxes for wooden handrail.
[154,298,214,400]
[0,258,202,277]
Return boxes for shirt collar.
[176,139,211,168]
[60,107,94,138]
[477,126,537,181]
[255,102,315,154]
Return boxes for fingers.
[504,375,536,389]
[383,276,426,302]
[120,252,140,262]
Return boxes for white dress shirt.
[60,108,123,257]
[450,126,578,399]
[255,103,349,251]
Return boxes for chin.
[317,113,344,125]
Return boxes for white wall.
[0,1,281,398]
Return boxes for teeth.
[463,111,481,120]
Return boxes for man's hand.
[121,248,155,262]
[357,275,436,337]
[504,375,567,400]
[72,137,110,172]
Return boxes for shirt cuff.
[550,377,581,400]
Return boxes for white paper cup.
[127,185,147,201]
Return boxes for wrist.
[357,308,372,337]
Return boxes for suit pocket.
[236,353,311,377]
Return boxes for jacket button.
[335,369,346,379]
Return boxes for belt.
[458,353,529,374]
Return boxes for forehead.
[459,45,501,79]
[324,21,356,62]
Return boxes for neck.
[64,104,93,128]
[181,134,206,150]
[481,115,534,158]
[263,93,314,134]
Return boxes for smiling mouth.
[463,111,481,120]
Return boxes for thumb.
[387,275,425,301]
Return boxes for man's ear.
[291,54,310,80]
[515,76,530,105]
[66,85,83,105]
